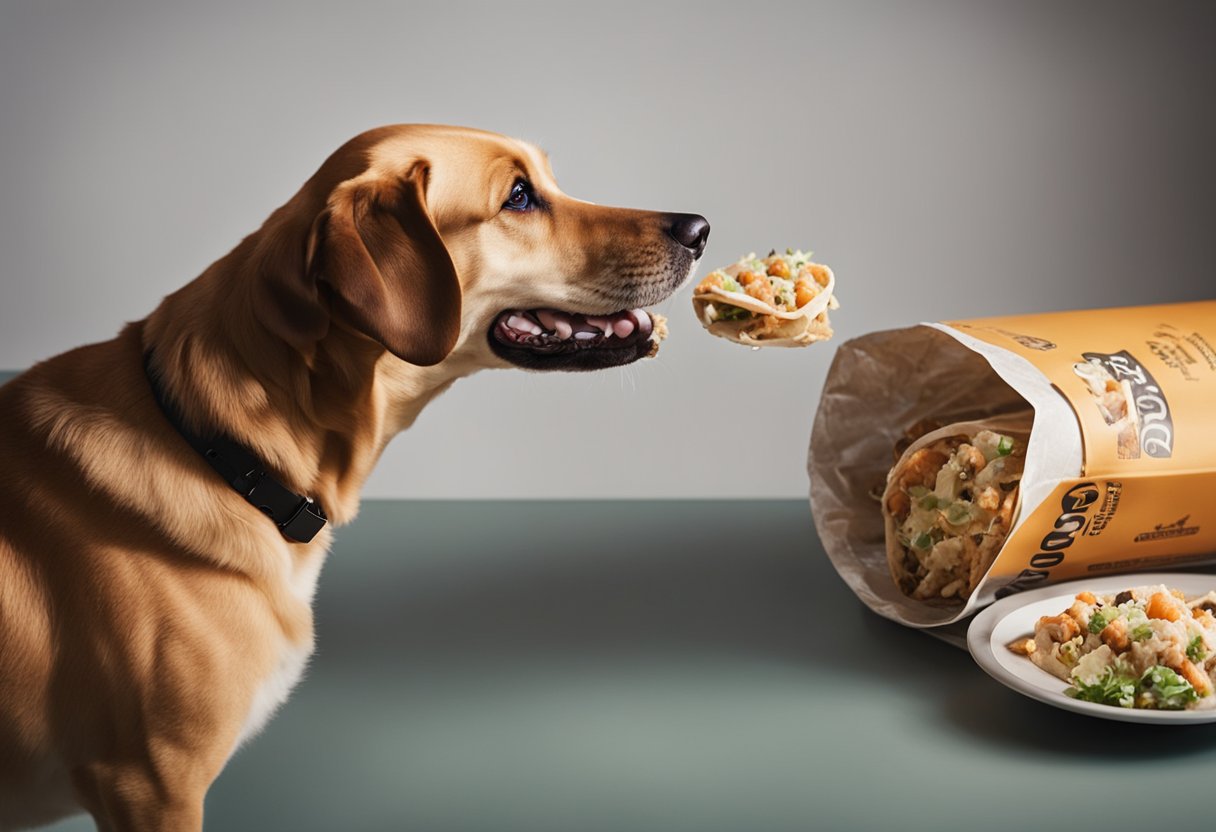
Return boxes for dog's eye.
[504,181,533,212]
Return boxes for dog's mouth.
[488,308,658,371]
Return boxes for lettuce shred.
[1068,667,1137,708]
[1068,664,1200,710]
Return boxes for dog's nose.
[666,213,710,258]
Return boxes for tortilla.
[882,420,1028,604]
[692,250,838,347]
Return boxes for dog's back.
[0,326,283,831]
[0,334,136,829]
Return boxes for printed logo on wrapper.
[1134,515,1201,544]
[1079,349,1174,459]
[992,328,1056,352]
[995,482,1101,599]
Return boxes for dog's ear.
[307,164,462,366]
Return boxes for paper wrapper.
[809,300,1216,629]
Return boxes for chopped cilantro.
[1130,622,1153,642]
[944,502,973,525]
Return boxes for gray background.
[5,5,1216,829]
[2,0,1214,499]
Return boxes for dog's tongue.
[502,308,653,342]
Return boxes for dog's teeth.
[632,309,653,339]
[506,313,542,336]
[574,331,597,341]
[541,310,574,340]
[613,318,635,338]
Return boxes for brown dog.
[0,124,708,831]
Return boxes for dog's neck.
[142,236,471,527]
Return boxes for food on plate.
[1011,585,1216,710]
[1006,637,1037,657]
[692,249,837,347]
[1073,359,1140,458]
[883,428,1026,603]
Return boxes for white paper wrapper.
[808,324,1083,628]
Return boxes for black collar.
[143,352,328,544]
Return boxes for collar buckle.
[145,352,329,545]
[281,498,328,543]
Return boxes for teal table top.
[35,499,1216,832]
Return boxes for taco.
[692,249,837,347]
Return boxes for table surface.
[35,499,1216,832]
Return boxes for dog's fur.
[0,125,704,831]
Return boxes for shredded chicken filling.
[887,430,1023,601]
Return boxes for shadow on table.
[320,500,937,673]
[937,674,1216,757]
[322,501,1216,759]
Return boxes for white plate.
[967,572,1216,724]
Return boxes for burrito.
[692,249,838,347]
[883,426,1027,603]
[810,301,1216,631]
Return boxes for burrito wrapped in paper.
[809,301,1216,629]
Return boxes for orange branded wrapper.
[808,300,1216,629]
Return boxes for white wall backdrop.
[1,0,1212,498]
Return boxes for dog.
[0,124,709,831]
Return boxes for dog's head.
[257,124,708,373]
